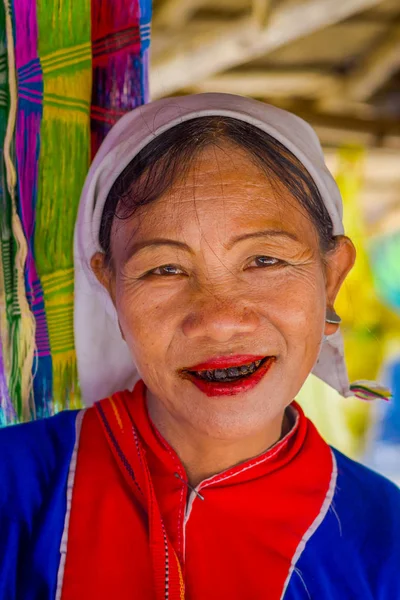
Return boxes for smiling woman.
[1,94,400,600]
[90,117,351,462]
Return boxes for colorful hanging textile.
[0,0,14,426]
[14,0,49,419]
[2,0,37,423]
[33,1,93,415]
[91,0,151,156]
[0,0,151,425]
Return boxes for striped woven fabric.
[0,0,15,425]
[0,0,151,425]
[14,0,50,419]
[2,0,37,424]
[91,0,151,156]
[34,0,92,415]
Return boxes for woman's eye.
[151,264,185,276]
[250,256,281,268]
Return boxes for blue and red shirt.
[1,380,399,599]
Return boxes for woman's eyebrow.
[124,238,194,261]
[226,229,300,249]
[123,230,300,262]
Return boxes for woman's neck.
[146,392,290,488]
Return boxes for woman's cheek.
[257,265,324,309]
[256,273,326,349]
[116,287,177,358]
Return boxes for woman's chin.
[173,380,286,438]
[183,398,285,444]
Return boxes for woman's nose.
[181,295,259,343]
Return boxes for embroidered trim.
[135,389,196,562]
[150,428,186,560]
[96,396,184,599]
[96,401,145,497]
[55,410,86,600]
[279,449,338,599]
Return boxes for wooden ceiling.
[151,0,400,233]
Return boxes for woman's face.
[93,143,354,440]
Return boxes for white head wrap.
[74,93,352,406]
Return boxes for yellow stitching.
[109,396,124,430]
[173,549,185,599]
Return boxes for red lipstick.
[183,355,275,397]
[188,355,265,371]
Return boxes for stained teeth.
[239,361,259,375]
[191,359,266,382]
[214,369,227,380]
[227,367,240,377]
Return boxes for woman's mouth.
[191,358,264,382]
[181,355,275,397]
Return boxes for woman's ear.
[324,236,356,336]
[90,252,116,305]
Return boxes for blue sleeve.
[0,411,78,600]
[333,450,400,599]
[285,449,400,600]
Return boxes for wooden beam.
[345,25,400,101]
[189,70,338,98]
[281,105,400,148]
[299,109,400,137]
[317,24,400,111]
[316,97,376,119]
[150,0,386,98]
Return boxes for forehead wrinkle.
[162,168,300,239]
[210,143,229,250]
[117,182,313,250]
[193,144,319,234]
[166,165,284,207]
[179,156,239,284]
[191,150,231,277]
[162,141,274,201]
[112,140,321,265]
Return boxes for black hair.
[99,116,335,263]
